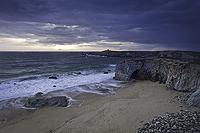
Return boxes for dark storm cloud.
[0,0,200,51]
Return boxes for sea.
[0,52,132,124]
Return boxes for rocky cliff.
[93,50,200,107]
[115,58,200,92]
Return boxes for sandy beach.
[0,80,198,133]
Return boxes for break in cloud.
[0,0,200,51]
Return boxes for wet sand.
[0,80,198,133]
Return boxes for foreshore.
[0,80,198,133]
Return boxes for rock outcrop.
[115,58,200,92]
[24,96,69,108]
[187,87,200,107]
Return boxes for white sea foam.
[86,54,107,57]
[0,52,131,124]
[0,72,116,101]
[109,64,117,67]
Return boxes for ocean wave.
[0,71,116,101]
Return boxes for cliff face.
[115,58,200,92]
[187,87,200,107]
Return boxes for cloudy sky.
[0,0,200,51]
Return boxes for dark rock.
[77,72,81,74]
[47,96,68,107]
[108,70,111,71]
[104,71,108,74]
[34,92,43,97]
[0,118,7,124]
[24,97,47,108]
[53,85,56,87]
[49,76,57,79]
[98,88,109,93]
[24,96,68,108]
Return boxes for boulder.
[104,71,108,74]
[24,96,68,108]
[187,87,200,107]
[34,92,43,97]
[49,76,57,79]
[98,88,109,93]
[115,58,200,92]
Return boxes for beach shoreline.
[0,80,198,133]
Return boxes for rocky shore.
[92,50,200,132]
[138,110,200,133]
[0,80,198,133]
[114,58,200,108]
[90,49,200,59]
[91,50,200,107]
[138,89,200,133]
[136,92,200,133]
[1,50,199,132]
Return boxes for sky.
[0,0,200,52]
